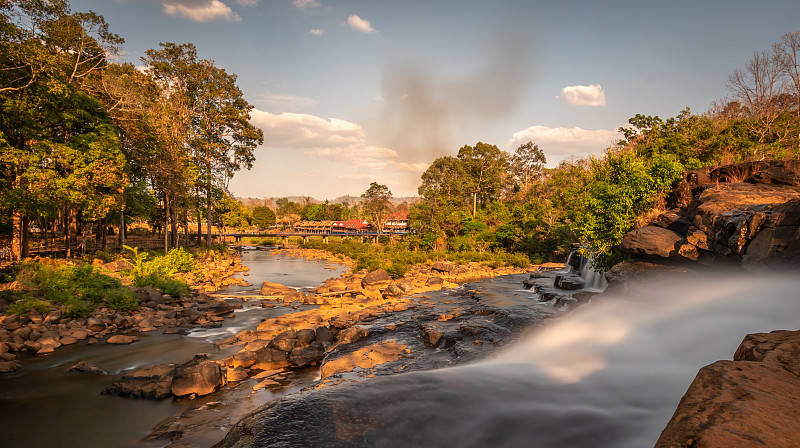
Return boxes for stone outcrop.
[620,161,800,268]
[656,329,800,448]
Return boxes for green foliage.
[105,288,139,312]
[15,260,135,317]
[123,245,193,297]
[252,206,276,228]
[7,297,51,317]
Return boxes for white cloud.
[348,14,376,33]
[248,109,427,175]
[293,0,320,8]
[162,0,241,22]
[508,125,621,162]
[309,28,324,36]
[560,84,606,106]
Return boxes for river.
[218,268,800,448]
[0,248,347,448]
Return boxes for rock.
[69,361,107,374]
[337,326,368,344]
[103,363,176,399]
[226,366,249,383]
[43,310,62,324]
[0,360,21,373]
[620,225,684,259]
[320,341,406,379]
[59,336,78,345]
[2,314,21,331]
[85,318,106,333]
[252,347,290,371]
[426,277,444,286]
[259,281,299,297]
[26,310,43,324]
[171,355,225,397]
[295,329,316,347]
[314,326,335,344]
[431,262,457,274]
[686,228,709,250]
[677,243,699,261]
[102,259,134,272]
[741,199,800,267]
[554,273,585,290]
[656,329,800,448]
[361,269,391,288]
[289,344,324,368]
[107,335,136,345]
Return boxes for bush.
[106,288,139,312]
[7,297,51,316]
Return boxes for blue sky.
[71,0,800,199]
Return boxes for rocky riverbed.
[95,252,589,447]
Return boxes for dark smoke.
[373,32,534,164]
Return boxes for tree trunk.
[119,210,125,248]
[164,194,170,254]
[206,189,212,248]
[472,192,477,218]
[11,212,22,261]
[171,198,178,249]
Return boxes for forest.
[2,0,799,271]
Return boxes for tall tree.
[361,182,393,232]
[457,142,509,217]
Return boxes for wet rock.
[107,335,136,345]
[26,310,43,324]
[60,336,78,346]
[554,273,585,290]
[69,361,107,374]
[289,344,324,368]
[320,340,406,379]
[314,326,335,345]
[0,360,21,373]
[295,329,316,347]
[259,281,299,297]
[252,347,290,371]
[171,354,224,397]
[226,366,249,383]
[103,364,176,399]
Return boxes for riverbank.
[0,249,249,374]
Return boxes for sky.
[69,0,800,200]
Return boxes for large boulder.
[620,226,684,259]
[170,354,225,397]
[361,269,391,288]
[102,363,176,399]
[741,199,800,267]
[259,281,300,297]
[656,329,800,448]
[102,259,134,272]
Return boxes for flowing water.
[238,268,800,448]
[0,248,346,448]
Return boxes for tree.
[510,141,546,195]
[252,205,276,228]
[361,182,393,232]
[142,42,263,249]
[457,142,509,217]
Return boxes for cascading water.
[221,269,800,448]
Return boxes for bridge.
[211,230,409,246]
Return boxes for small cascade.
[554,245,607,292]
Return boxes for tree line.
[405,31,800,269]
[0,0,262,260]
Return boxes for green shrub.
[7,297,51,316]
[106,288,139,312]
